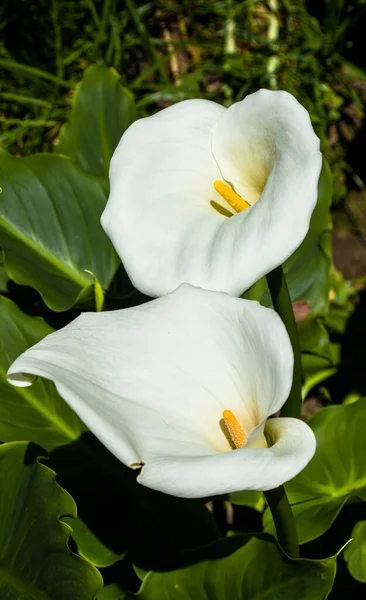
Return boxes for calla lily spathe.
[7,285,315,498]
[102,89,322,298]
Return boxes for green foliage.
[0,3,365,598]
[98,584,134,599]
[344,521,366,582]
[0,295,85,448]
[58,64,136,176]
[284,160,333,316]
[264,400,366,544]
[0,149,119,311]
[0,441,102,599]
[63,515,126,568]
[135,535,336,600]
[0,0,365,199]
[46,436,220,575]
[229,490,265,512]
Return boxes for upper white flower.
[102,89,322,298]
[7,284,315,498]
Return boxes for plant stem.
[51,0,64,80]
[266,265,302,419]
[0,59,74,90]
[264,486,299,558]
[84,0,101,28]
[125,0,169,84]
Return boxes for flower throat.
[212,180,250,216]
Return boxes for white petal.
[211,89,322,292]
[102,91,321,298]
[138,417,316,498]
[7,285,292,467]
[102,99,226,297]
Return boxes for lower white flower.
[7,284,315,498]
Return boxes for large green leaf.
[0,441,102,599]
[299,318,339,398]
[0,255,10,293]
[58,64,136,176]
[0,295,85,448]
[344,521,366,582]
[98,585,134,599]
[47,436,220,574]
[63,516,125,568]
[136,535,336,600]
[229,490,265,512]
[0,150,119,311]
[264,401,366,544]
[283,159,332,316]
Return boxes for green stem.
[84,0,101,27]
[51,0,64,80]
[264,486,299,558]
[266,265,302,419]
[0,58,74,90]
[125,0,169,84]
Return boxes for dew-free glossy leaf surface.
[98,584,134,599]
[283,159,332,316]
[63,516,126,567]
[265,401,366,544]
[48,435,220,573]
[229,490,265,512]
[58,64,136,176]
[0,149,119,310]
[137,535,336,600]
[0,441,102,599]
[344,521,366,582]
[0,296,85,449]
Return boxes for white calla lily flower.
[102,89,322,298]
[7,285,315,498]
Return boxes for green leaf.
[98,584,134,600]
[0,254,10,293]
[283,160,333,316]
[0,150,119,311]
[137,535,336,600]
[229,490,265,512]
[48,436,220,573]
[0,441,102,599]
[298,318,334,361]
[63,516,126,568]
[58,64,136,176]
[344,521,366,582]
[0,295,85,449]
[264,400,366,544]
[302,15,323,51]
[299,318,339,398]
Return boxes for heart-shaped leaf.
[63,516,126,568]
[344,521,366,582]
[0,295,85,449]
[283,158,332,316]
[0,150,119,311]
[57,64,136,176]
[0,441,102,599]
[98,584,134,599]
[264,400,366,544]
[136,535,336,600]
[229,490,265,512]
